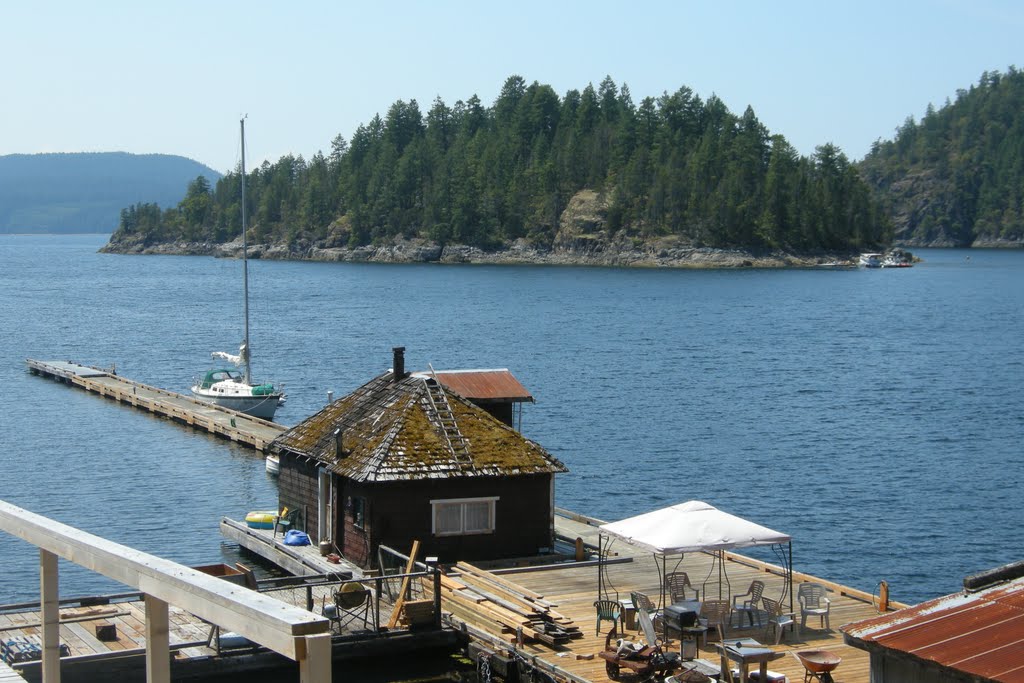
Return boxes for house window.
[431,497,497,536]
[351,496,366,528]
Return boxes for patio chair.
[731,579,765,627]
[322,581,374,633]
[761,596,796,644]
[665,571,700,603]
[630,591,659,633]
[698,599,730,642]
[798,582,831,632]
[594,599,622,635]
[273,506,298,538]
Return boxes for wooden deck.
[0,579,403,678]
[0,535,896,682]
[220,517,364,578]
[25,359,285,451]
[0,661,27,683]
[456,513,902,683]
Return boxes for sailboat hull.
[191,388,283,421]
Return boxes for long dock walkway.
[25,359,285,451]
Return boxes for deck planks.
[477,535,888,683]
[25,359,285,451]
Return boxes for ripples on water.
[0,236,1021,606]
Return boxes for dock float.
[26,359,285,452]
[220,517,362,579]
[0,661,27,683]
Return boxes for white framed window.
[430,497,498,536]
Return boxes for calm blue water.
[1,235,1021,606]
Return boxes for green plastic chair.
[594,599,622,635]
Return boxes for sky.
[2,1,1021,174]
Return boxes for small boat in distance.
[265,453,280,476]
[859,253,883,268]
[882,248,915,267]
[191,118,285,421]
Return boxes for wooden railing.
[0,500,332,683]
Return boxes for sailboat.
[191,118,285,421]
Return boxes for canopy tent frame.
[597,501,793,639]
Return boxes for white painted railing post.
[1,500,330,677]
[298,632,332,683]
[40,549,61,683]
[144,594,170,683]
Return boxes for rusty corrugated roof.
[842,576,1024,682]
[413,369,535,402]
[270,371,566,482]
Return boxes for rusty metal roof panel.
[416,369,534,402]
[843,577,1024,682]
[270,371,566,483]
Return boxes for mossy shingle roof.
[270,371,567,482]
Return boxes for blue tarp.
[283,529,310,546]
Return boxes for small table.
[715,638,784,683]
[619,598,637,631]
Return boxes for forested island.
[102,69,1024,266]
[859,67,1024,247]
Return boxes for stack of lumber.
[431,562,583,647]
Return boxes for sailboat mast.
[240,117,252,385]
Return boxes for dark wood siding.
[336,473,553,568]
[277,454,320,543]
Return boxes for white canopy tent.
[597,501,793,626]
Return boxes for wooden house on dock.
[269,348,567,568]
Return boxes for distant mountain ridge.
[0,152,221,234]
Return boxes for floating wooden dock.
[448,511,909,683]
[25,359,285,452]
[220,517,363,579]
[0,502,909,683]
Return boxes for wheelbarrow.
[597,626,682,681]
[793,649,842,683]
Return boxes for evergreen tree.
[109,75,893,254]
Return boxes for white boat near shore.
[859,252,883,268]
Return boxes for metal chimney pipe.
[334,427,344,458]
[393,346,406,381]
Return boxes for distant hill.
[859,67,1024,247]
[0,152,222,234]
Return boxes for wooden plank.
[145,594,170,683]
[0,609,129,632]
[456,562,550,602]
[63,621,111,653]
[386,540,420,628]
[0,660,27,683]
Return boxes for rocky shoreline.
[100,235,863,269]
